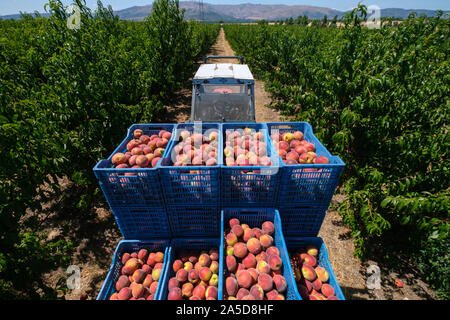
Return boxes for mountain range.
[1,1,448,22]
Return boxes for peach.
[233,242,248,259]
[304,279,313,293]
[115,275,130,291]
[226,246,234,256]
[242,253,257,269]
[133,129,144,139]
[243,228,255,242]
[315,266,329,283]
[162,131,172,140]
[131,147,143,156]
[226,232,238,246]
[299,152,314,164]
[226,277,238,296]
[209,249,219,261]
[168,287,183,300]
[184,261,193,272]
[210,261,219,274]
[189,296,201,300]
[327,295,340,300]
[256,260,271,274]
[252,228,263,239]
[250,284,264,300]
[236,288,250,300]
[231,224,244,238]
[111,153,127,165]
[273,275,287,293]
[262,221,275,235]
[266,246,280,257]
[132,269,147,283]
[139,135,150,145]
[205,286,218,300]
[294,145,307,155]
[247,238,262,255]
[301,264,317,281]
[199,267,212,282]
[193,284,206,299]
[282,132,294,142]
[236,270,253,289]
[151,157,161,168]
[176,268,188,283]
[121,253,131,264]
[226,255,237,273]
[312,278,322,291]
[198,253,211,267]
[278,140,290,151]
[128,155,138,166]
[304,142,315,152]
[149,281,158,295]
[286,151,299,161]
[256,252,268,263]
[127,140,139,151]
[241,295,255,300]
[248,268,259,283]
[258,273,273,292]
[278,149,287,159]
[172,259,183,272]
[188,269,199,284]
[151,268,161,281]
[137,249,148,261]
[304,254,317,267]
[237,263,245,273]
[266,289,279,300]
[154,147,165,157]
[259,234,274,249]
[167,277,179,291]
[313,156,329,164]
[294,131,304,141]
[132,283,145,298]
[321,284,335,297]
[142,274,153,288]
[209,274,219,287]
[118,287,132,300]
[182,282,194,298]
[290,139,301,149]
[122,258,139,275]
[268,254,282,271]
[109,292,118,300]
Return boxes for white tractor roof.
[194,63,254,81]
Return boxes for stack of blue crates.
[94,121,345,300]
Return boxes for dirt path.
[55,27,435,300]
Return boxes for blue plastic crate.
[266,122,345,208]
[285,237,345,300]
[220,208,301,300]
[166,205,220,237]
[97,239,170,300]
[221,123,281,207]
[159,238,223,300]
[93,123,176,208]
[278,206,329,237]
[160,123,222,207]
[110,206,171,239]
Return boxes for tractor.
[190,56,255,123]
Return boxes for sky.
[1,0,449,16]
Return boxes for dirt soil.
[44,28,435,300]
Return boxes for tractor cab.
[190,56,255,123]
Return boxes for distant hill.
[1,2,448,21]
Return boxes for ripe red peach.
[259,234,274,249]
[136,155,149,167]
[304,254,317,267]
[262,221,275,235]
[248,268,259,283]
[182,282,194,298]
[210,261,219,274]
[199,253,211,267]
[247,237,262,255]
[315,266,329,283]
[188,269,199,284]
[176,268,188,283]
[193,284,206,300]
[236,288,250,300]
[268,254,282,271]
[132,269,147,283]
[266,246,280,257]
[255,251,268,263]
[168,287,183,300]
[237,270,253,289]
[321,284,335,298]
[226,277,238,296]
[242,253,257,269]
[226,255,237,273]
[252,228,263,239]
[256,260,271,274]
[151,157,161,168]
[226,232,238,246]
[115,275,130,291]
[250,284,264,300]
[205,286,218,300]
[111,153,127,165]
[258,273,273,292]
[233,242,248,259]
[122,258,139,275]
[301,264,317,281]
[118,287,132,300]
[273,275,287,293]
[172,259,183,272]
[199,267,212,282]
[314,156,329,164]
